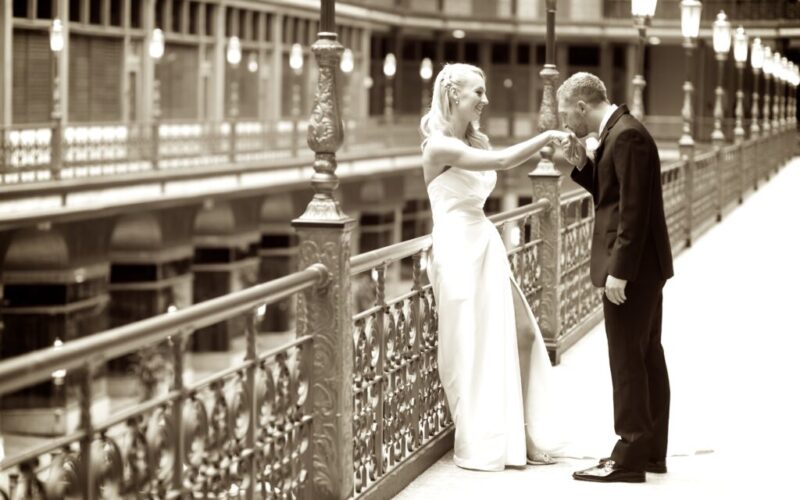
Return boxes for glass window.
[90,0,101,24]
[173,0,183,33]
[13,0,28,18]
[517,43,530,65]
[69,0,81,22]
[206,4,215,36]
[131,0,142,28]
[189,1,199,35]
[36,0,52,19]
[110,0,122,26]
[492,43,510,65]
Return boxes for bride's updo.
[420,63,490,151]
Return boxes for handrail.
[694,149,718,163]
[0,263,328,396]
[661,158,684,173]
[489,198,550,225]
[559,188,591,205]
[349,199,552,275]
[351,234,432,275]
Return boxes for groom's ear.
[577,100,587,114]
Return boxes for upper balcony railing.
[0,125,793,500]
[0,118,421,186]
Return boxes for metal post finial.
[295,29,348,223]
[733,61,745,144]
[631,14,649,121]
[711,53,726,146]
[679,38,696,149]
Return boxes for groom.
[556,73,674,483]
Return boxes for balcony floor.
[395,158,800,499]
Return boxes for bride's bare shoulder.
[422,135,455,182]
[423,134,461,165]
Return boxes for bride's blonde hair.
[420,63,491,151]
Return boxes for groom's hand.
[559,133,587,169]
[604,275,628,305]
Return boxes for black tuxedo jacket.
[570,105,674,287]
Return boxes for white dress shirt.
[598,104,619,136]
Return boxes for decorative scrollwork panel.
[692,152,718,229]
[559,193,601,337]
[0,337,312,499]
[352,258,450,497]
[506,214,544,313]
[662,162,687,252]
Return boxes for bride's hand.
[554,131,587,168]
[549,130,572,144]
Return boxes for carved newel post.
[679,0,701,247]
[529,0,562,363]
[291,2,355,499]
[750,37,764,190]
[732,26,748,204]
[710,11,730,223]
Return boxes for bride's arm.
[424,131,568,172]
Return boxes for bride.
[421,63,570,471]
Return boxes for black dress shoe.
[573,460,645,483]
[598,456,667,474]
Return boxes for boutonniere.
[585,136,600,153]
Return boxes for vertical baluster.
[516,217,526,289]
[152,80,161,170]
[297,335,314,500]
[78,364,95,500]
[170,332,188,496]
[374,264,387,477]
[410,253,423,449]
[682,152,695,247]
[736,141,750,205]
[244,307,260,500]
[715,148,723,222]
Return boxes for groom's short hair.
[557,72,609,106]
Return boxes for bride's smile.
[452,71,489,124]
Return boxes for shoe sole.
[573,473,646,483]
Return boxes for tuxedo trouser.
[604,250,671,471]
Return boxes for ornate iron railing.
[692,149,719,236]
[0,265,328,499]
[742,137,759,192]
[0,120,422,186]
[0,123,54,183]
[559,190,601,339]
[349,197,551,498]
[720,143,742,216]
[661,158,688,254]
[350,235,445,497]
[501,201,549,314]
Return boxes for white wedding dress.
[426,166,563,471]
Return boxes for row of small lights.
[48,5,800,97]
[635,0,799,86]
